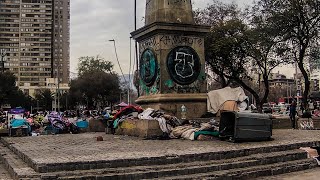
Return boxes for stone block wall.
[115,119,163,138]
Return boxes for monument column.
[131,0,210,118]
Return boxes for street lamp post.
[57,69,60,113]
[109,39,130,104]
[0,49,7,73]
[134,0,139,97]
[129,37,133,104]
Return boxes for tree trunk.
[261,74,270,110]
[219,73,228,88]
[299,61,310,109]
[298,45,309,109]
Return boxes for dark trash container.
[219,111,272,142]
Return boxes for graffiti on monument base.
[160,35,203,47]
[139,35,203,53]
[140,36,160,52]
[139,67,160,96]
[164,71,206,94]
[140,49,158,86]
[167,46,201,85]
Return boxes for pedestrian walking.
[309,100,314,110]
[290,100,297,129]
[300,102,305,114]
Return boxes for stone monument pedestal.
[132,0,210,119]
[136,93,207,118]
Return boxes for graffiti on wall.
[139,70,160,96]
[139,35,203,52]
[167,0,191,6]
[140,49,158,86]
[164,70,206,94]
[146,0,192,10]
[139,48,160,96]
[140,36,160,52]
[160,35,203,47]
[167,46,201,85]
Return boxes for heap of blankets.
[113,107,220,141]
[112,105,144,129]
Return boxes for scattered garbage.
[96,136,104,141]
[1,86,275,143]
[300,147,320,165]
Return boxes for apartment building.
[0,0,70,96]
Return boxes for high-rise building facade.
[0,0,70,95]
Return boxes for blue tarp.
[10,119,31,133]
[76,120,88,128]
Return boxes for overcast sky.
[70,0,261,78]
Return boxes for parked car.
[262,103,272,114]
[279,104,289,112]
[272,105,281,113]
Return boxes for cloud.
[70,0,254,75]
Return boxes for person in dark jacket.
[300,102,305,114]
[290,100,297,129]
[313,100,318,110]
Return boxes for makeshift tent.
[8,108,26,125]
[217,100,239,117]
[10,118,31,135]
[207,87,249,114]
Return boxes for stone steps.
[0,143,40,180]
[11,141,320,174]
[1,138,319,180]
[157,159,317,180]
[46,149,310,180]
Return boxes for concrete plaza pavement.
[2,129,320,166]
[1,129,320,179]
[0,162,13,180]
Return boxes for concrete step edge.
[159,158,318,180]
[52,149,308,180]
[2,136,320,174]
[35,141,320,173]
[0,143,40,180]
[0,138,38,173]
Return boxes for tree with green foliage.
[0,71,34,109]
[34,89,54,110]
[59,91,72,110]
[255,0,320,107]
[77,55,113,76]
[196,0,289,111]
[7,89,34,110]
[195,1,248,88]
[69,72,120,109]
[0,71,18,105]
[246,5,291,109]
[68,56,121,109]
